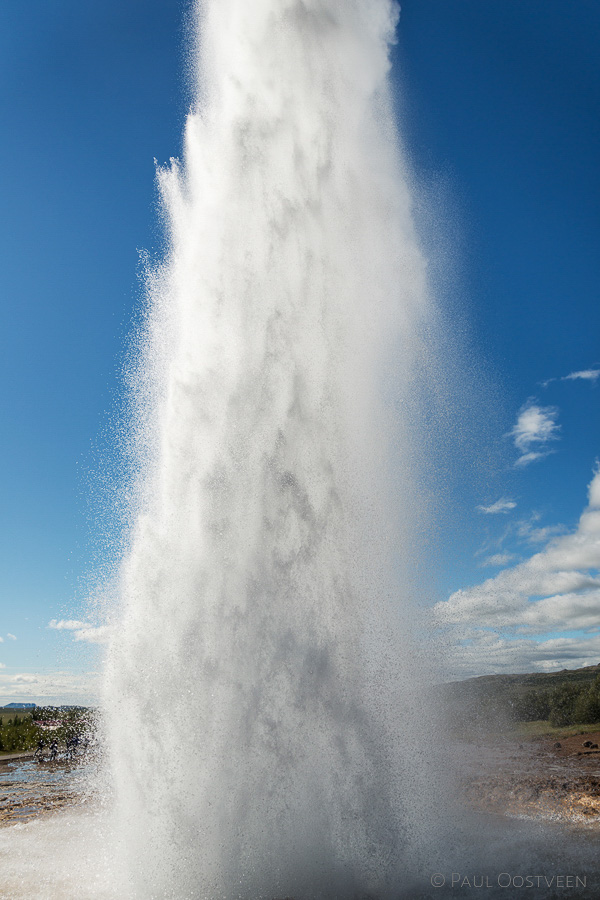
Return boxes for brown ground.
[463,729,600,825]
[0,756,90,827]
[0,785,81,826]
[2,732,600,829]
[544,729,600,762]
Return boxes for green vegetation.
[509,674,600,727]
[0,709,39,754]
[515,720,600,739]
[0,706,93,755]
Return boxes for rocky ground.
[2,731,600,830]
[0,756,92,826]
[462,729,600,825]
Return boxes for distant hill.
[445,664,600,701]
[3,703,37,709]
[443,663,600,728]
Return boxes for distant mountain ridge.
[2,703,37,709]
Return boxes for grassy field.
[514,720,600,739]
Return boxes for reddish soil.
[462,730,600,825]
[541,729,600,764]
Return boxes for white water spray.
[103,1,441,897]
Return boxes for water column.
[104,1,439,896]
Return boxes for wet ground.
[0,741,599,898]
[3,732,600,831]
[458,729,600,826]
[0,755,95,826]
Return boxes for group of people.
[33,732,88,763]
[33,737,59,761]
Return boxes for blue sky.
[0,1,598,701]
[395,2,600,676]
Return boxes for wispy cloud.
[482,552,516,567]
[48,619,87,631]
[511,402,560,450]
[509,400,560,467]
[6,634,16,641]
[517,516,567,544]
[564,368,600,383]
[435,467,600,675]
[540,368,599,388]
[514,450,551,468]
[48,619,110,644]
[477,498,516,515]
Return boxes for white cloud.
[6,633,16,641]
[515,590,600,632]
[514,449,554,468]
[48,619,87,631]
[0,663,5,669]
[0,636,3,643]
[590,468,600,508]
[436,468,600,675]
[509,401,560,467]
[540,368,599,389]
[482,553,516,567]
[445,631,600,679]
[517,517,567,544]
[564,368,600,383]
[0,670,99,705]
[511,402,560,451]
[477,498,516,515]
[48,619,110,644]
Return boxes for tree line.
[511,675,600,727]
[0,714,40,753]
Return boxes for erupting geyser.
[103,1,441,897]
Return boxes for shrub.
[512,689,552,722]
[573,684,600,724]
[549,684,582,727]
